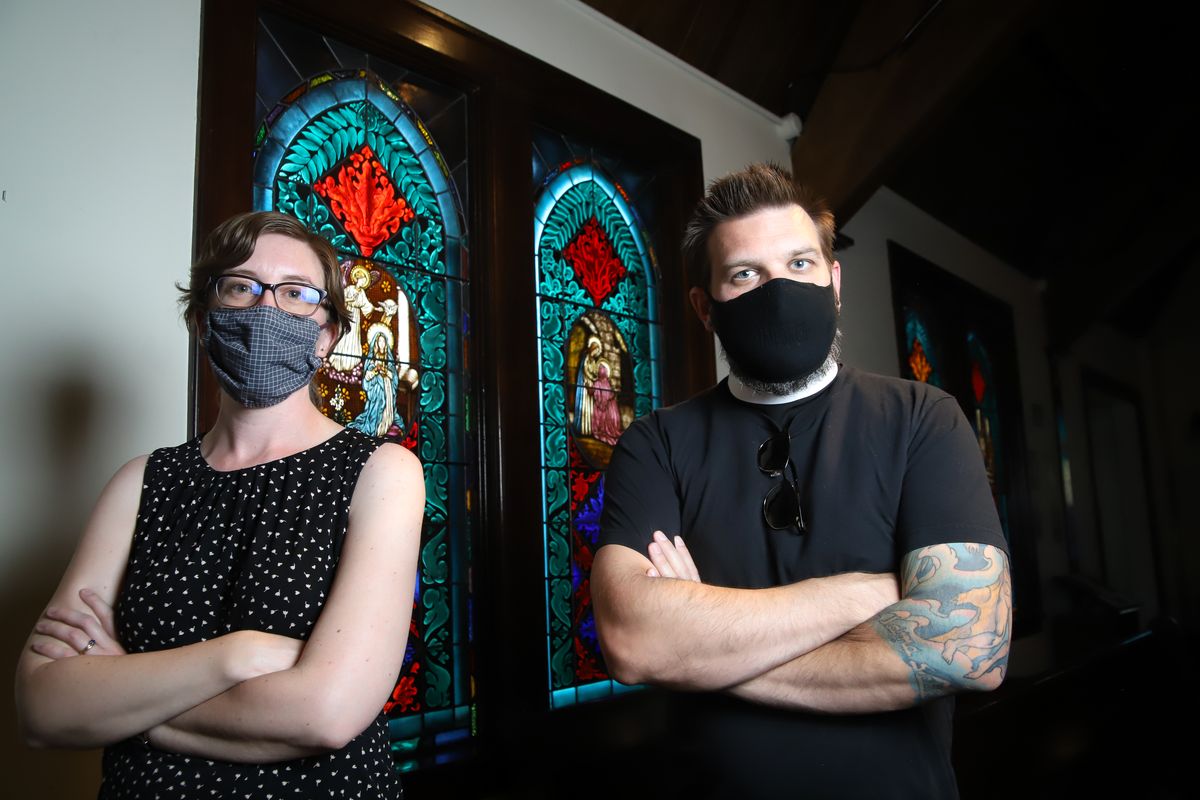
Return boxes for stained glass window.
[901,311,1012,547]
[967,332,1010,543]
[253,11,474,771]
[532,128,662,708]
[902,309,941,387]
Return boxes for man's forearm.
[730,545,1012,713]
[728,621,915,712]
[594,545,896,690]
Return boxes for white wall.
[0,1,200,795]
[423,0,793,182]
[0,0,200,572]
[842,187,1066,673]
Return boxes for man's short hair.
[681,162,836,290]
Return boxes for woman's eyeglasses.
[757,429,806,533]
[211,275,328,317]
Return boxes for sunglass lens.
[762,481,805,531]
[757,431,790,475]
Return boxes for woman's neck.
[202,390,342,470]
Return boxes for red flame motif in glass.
[314,145,415,256]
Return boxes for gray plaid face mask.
[203,306,323,408]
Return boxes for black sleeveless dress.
[100,428,403,799]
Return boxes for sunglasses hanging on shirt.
[757,429,806,533]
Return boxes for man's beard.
[722,328,843,397]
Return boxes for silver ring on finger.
[81,639,97,654]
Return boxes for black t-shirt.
[599,366,1007,799]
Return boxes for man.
[592,163,1010,799]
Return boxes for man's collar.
[727,360,839,405]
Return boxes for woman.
[15,211,424,798]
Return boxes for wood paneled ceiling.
[580,0,1198,348]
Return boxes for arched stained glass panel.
[253,12,473,771]
[533,131,662,708]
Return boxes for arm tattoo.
[872,543,1011,701]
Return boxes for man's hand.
[645,533,898,617]
[646,530,701,581]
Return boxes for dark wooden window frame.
[195,1,710,793]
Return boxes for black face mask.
[707,279,838,383]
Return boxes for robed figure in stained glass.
[591,359,622,446]
[574,337,602,438]
[354,323,401,437]
[329,265,376,374]
[565,312,633,468]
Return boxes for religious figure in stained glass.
[567,311,633,465]
[318,262,420,440]
[574,337,601,437]
[328,264,376,374]
[354,322,399,436]
[591,362,621,446]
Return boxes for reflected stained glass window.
[902,308,941,387]
[967,332,1010,543]
[253,11,474,771]
[532,128,662,708]
[901,310,1011,548]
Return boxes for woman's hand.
[32,587,301,681]
[31,588,126,660]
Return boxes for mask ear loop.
[315,316,338,360]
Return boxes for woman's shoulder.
[362,437,422,476]
[83,453,154,519]
[110,452,152,488]
[349,439,425,517]
[327,428,422,477]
